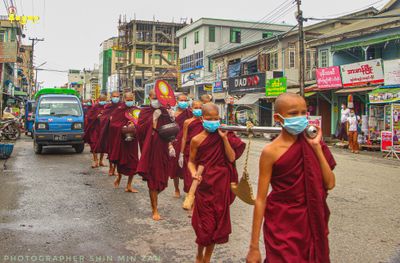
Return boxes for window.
[208,59,213,72]
[270,52,278,70]
[136,50,143,59]
[228,59,241,77]
[115,51,124,58]
[306,50,311,69]
[183,37,187,49]
[194,31,199,44]
[263,32,274,39]
[230,28,241,43]
[289,49,295,68]
[209,26,215,42]
[0,31,4,42]
[180,52,204,72]
[320,49,329,68]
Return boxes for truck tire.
[74,144,84,153]
[34,141,43,154]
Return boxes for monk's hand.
[305,126,322,150]
[246,247,261,263]
[168,144,176,158]
[192,172,202,182]
[178,152,184,168]
[218,124,228,139]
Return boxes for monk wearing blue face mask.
[188,103,246,263]
[246,93,336,263]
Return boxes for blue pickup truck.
[33,89,85,154]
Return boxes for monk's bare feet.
[99,162,106,167]
[91,161,98,168]
[113,176,121,188]
[108,168,115,176]
[152,212,162,221]
[125,187,139,193]
[174,190,181,198]
[195,256,203,263]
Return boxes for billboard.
[316,66,342,89]
[341,59,384,87]
[266,77,287,97]
[384,59,400,86]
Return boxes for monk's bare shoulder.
[183,118,194,129]
[191,131,207,148]
[260,137,284,164]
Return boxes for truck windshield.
[38,97,82,117]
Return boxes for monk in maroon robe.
[108,92,140,193]
[94,91,122,176]
[136,89,175,221]
[83,95,107,167]
[188,103,245,263]
[246,93,336,263]
[170,94,193,198]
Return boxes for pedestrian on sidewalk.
[347,108,361,154]
[338,103,350,142]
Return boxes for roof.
[176,17,294,37]
[335,87,375,94]
[309,8,400,45]
[380,0,400,13]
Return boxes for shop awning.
[14,90,28,96]
[305,92,317,97]
[331,34,400,52]
[335,87,375,94]
[235,93,266,105]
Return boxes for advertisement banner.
[384,59,400,86]
[213,81,223,93]
[266,77,287,97]
[381,131,393,152]
[368,88,400,104]
[341,59,384,87]
[228,73,266,94]
[316,66,342,89]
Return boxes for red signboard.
[155,80,176,107]
[381,131,393,152]
[316,66,342,89]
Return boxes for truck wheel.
[74,144,85,153]
[34,141,43,154]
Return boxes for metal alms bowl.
[122,125,136,141]
[158,122,180,142]
[305,125,318,139]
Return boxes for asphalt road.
[0,137,399,263]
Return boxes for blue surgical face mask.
[99,101,107,106]
[86,102,92,106]
[178,101,189,109]
[111,97,120,104]
[125,101,134,107]
[151,99,160,109]
[277,114,309,135]
[193,109,202,117]
[203,120,221,133]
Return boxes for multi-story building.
[176,18,294,97]
[117,19,185,95]
[98,37,121,95]
[0,15,24,109]
[68,69,94,99]
[17,45,33,95]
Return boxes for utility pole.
[296,0,305,97]
[29,37,44,98]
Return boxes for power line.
[305,14,400,21]
[313,0,386,18]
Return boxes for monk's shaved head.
[202,103,219,115]
[111,90,120,97]
[149,89,156,99]
[192,100,203,108]
[177,94,188,101]
[99,94,107,101]
[200,94,212,103]
[275,93,306,114]
[124,92,134,100]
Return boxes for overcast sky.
[0,0,388,87]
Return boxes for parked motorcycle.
[0,119,21,140]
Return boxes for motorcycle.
[0,119,21,140]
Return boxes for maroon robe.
[117,106,140,176]
[263,135,336,263]
[169,109,193,179]
[108,104,132,164]
[137,107,173,192]
[183,118,203,193]
[83,103,105,152]
[94,102,120,154]
[192,132,245,246]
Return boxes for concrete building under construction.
[117,19,186,94]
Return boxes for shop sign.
[213,81,223,93]
[341,59,384,87]
[308,116,322,128]
[384,59,400,86]
[228,73,266,94]
[316,66,342,89]
[204,84,213,92]
[266,77,287,97]
[369,88,400,104]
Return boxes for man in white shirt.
[339,103,350,142]
[347,108,361,154]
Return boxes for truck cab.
[33,93,85,154]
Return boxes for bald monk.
[94,91,122,176]
[180,101,204,210]
[83,95,108,168]
[246,93,336,263]
[188,103,245,263]
[136,89,176,221]
[111,92,140,193]
[200,94,212,104]
[170,94,193,198]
